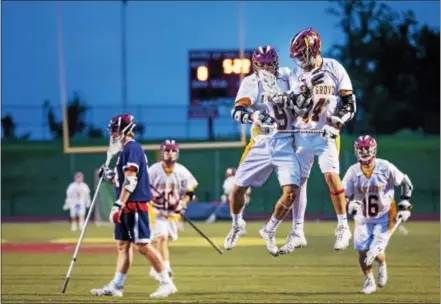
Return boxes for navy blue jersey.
[115,140,152,202]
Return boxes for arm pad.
[123,175,138,193]
[231,106,253,124]
[336,94,357,124]
[400,174,413,200]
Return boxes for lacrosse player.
[148,139,198,281]
[343,135,413,294]
[91,114,177,298]
[63,172,91,232]
[273,28,357,254]
[225,45,324,256]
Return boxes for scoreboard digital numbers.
[188,49,254,118]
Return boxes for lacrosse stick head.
[160,139,179,166]
[290,28,321,71]
[252,45,279,75]
[107,114,136,162]
[250,118,278,144]
[354,135,377,167]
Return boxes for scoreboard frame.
[188,49,254,119]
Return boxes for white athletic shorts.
[354,217,390,252]
[69,204,86,217]
[153,215,179,242]
[294,133,340,178]
[235,135,301,188]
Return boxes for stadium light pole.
[121,0,128,113]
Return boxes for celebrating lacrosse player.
[275,28,357,254]
[225,45,323,256]
[91,114,177,298]
[343,135,413,294]
[63,172,91,232]
[148,139,198,281]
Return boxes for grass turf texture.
[2,221,439,303]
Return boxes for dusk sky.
[2,1,439,139]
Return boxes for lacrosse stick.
[150,184,224,255]
[61,138,121,293]
[250,120,323,143]
[364,218,404,266]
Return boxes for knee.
[233,185,248,197]
[282,185,298,203]
[116,241,131,254]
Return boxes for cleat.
[259,227,278,256]
[360,277,376,294]
[278,231,307,255]
[224,220,246,250]
[91,282,123,297]
[149,282,178,298]
[333,225,352,251]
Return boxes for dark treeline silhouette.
[327,0,440,134]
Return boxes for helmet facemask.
[354,136,377,166]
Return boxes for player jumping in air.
[148,139,198,281]
[63,172,91,232]
[91,114,177,298]
[343,135,413,294]
[224,45,323,256]
[275,28,357,254]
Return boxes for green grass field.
[2,221,439,303]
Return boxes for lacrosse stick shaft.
[61,175,105,293]
[180,212,224,255]
[389,218,403,236]
[149,184,223,255]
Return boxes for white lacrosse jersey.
[65,182,91,208]
[222,176,251,202]
[342,158,405,223]
[149,162,198,217]
[291,58,353,130]
[235,67,295,135]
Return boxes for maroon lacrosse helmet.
[289,28,322,70]
[161,139,179,165]
[354,135,377,165]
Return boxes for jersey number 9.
[272,104,288,130]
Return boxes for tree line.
[2,0,439,139]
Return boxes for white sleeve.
[288,69,301,94]
[148,166,155,186]
[235,76,259,105]
[181,166,198,191]
[342,167,355,199]
[335,60,353,92]
[388,162,405,186]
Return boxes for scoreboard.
[188,49,254,118]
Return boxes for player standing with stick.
[91,114,177,298]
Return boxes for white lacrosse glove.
[347,200,362,216]
[397,200,412,222]
[252,110,277,129]
[63,202,69,211]
[221,194,228,204]
[321,116,342,139]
